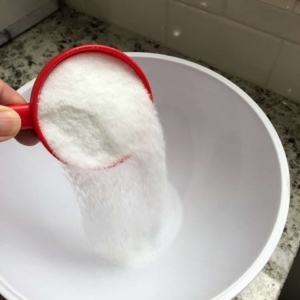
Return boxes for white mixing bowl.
[0,54,289,300]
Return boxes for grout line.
[174,0,224,17]
[254,0,298,14]
[265,39,283,87]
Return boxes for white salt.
[39,53,156,169]
[39,52,182,267]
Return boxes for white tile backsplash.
[267,41,300,103]
[0,0,51,30]
[85,0,167,43]
[0,0,59,46]
[64,0,300,102]
[175,0,226,14]
[225,0,300,45]
[166,2,280,85]
[258,0,297,11]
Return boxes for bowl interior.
[0,54,289,300]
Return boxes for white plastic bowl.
[0,54,289,300]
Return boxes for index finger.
[0,79,26,105]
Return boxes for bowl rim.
[0,53,290,300]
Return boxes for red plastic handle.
[7,103,33,130]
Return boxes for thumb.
[0,105,21,142]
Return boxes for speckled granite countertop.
[0,6,300,300]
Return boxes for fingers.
[0,79,39,145]
[0,79,26,105]
[0,105,21,142]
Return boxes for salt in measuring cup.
[6,45,153,167]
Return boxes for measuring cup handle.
[7,103,33,130]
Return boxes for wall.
[65,0,300,103]
[0,0,59,45]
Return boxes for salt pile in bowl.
[37,52,182,267]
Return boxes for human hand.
[0,79,39,145]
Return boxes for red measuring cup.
[7,45,153,165]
